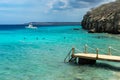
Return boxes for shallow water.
[0,25,120,80]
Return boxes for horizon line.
[0,22,81,25]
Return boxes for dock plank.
[73,53,120,62]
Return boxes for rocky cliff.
[81,0,120,34]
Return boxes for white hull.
[25,24,37,29]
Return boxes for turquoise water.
[0,25,120,80]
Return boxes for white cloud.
[47,0,69,10]
[48,0,116,11]
[0,0,117,24]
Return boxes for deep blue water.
[0,25,25,30]
[0,25,119,80]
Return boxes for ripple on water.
[0,26,119,80]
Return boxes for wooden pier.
[73,53,120,62]
[64,45,120,64]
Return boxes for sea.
[0,25,119,80]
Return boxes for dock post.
[96,48,99,59]
[69,47,77,63]
[84,44,87,54]
[72,48,75,56]
[108,46,111,55]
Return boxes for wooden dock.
[64,46,120,64]
[73,53,120,62]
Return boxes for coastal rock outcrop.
[81,0,120,34]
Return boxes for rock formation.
[81,0,120,34]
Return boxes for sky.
[0,0,115,24]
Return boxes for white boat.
[25,24,37,29]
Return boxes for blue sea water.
[0,25,120,80]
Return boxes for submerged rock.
[81,0,120,34]
[88,28,96,33]
[73,28,80,30]
[74,77,83,80]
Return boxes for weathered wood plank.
[73,53,120,62]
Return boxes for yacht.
[25,24,37,29]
